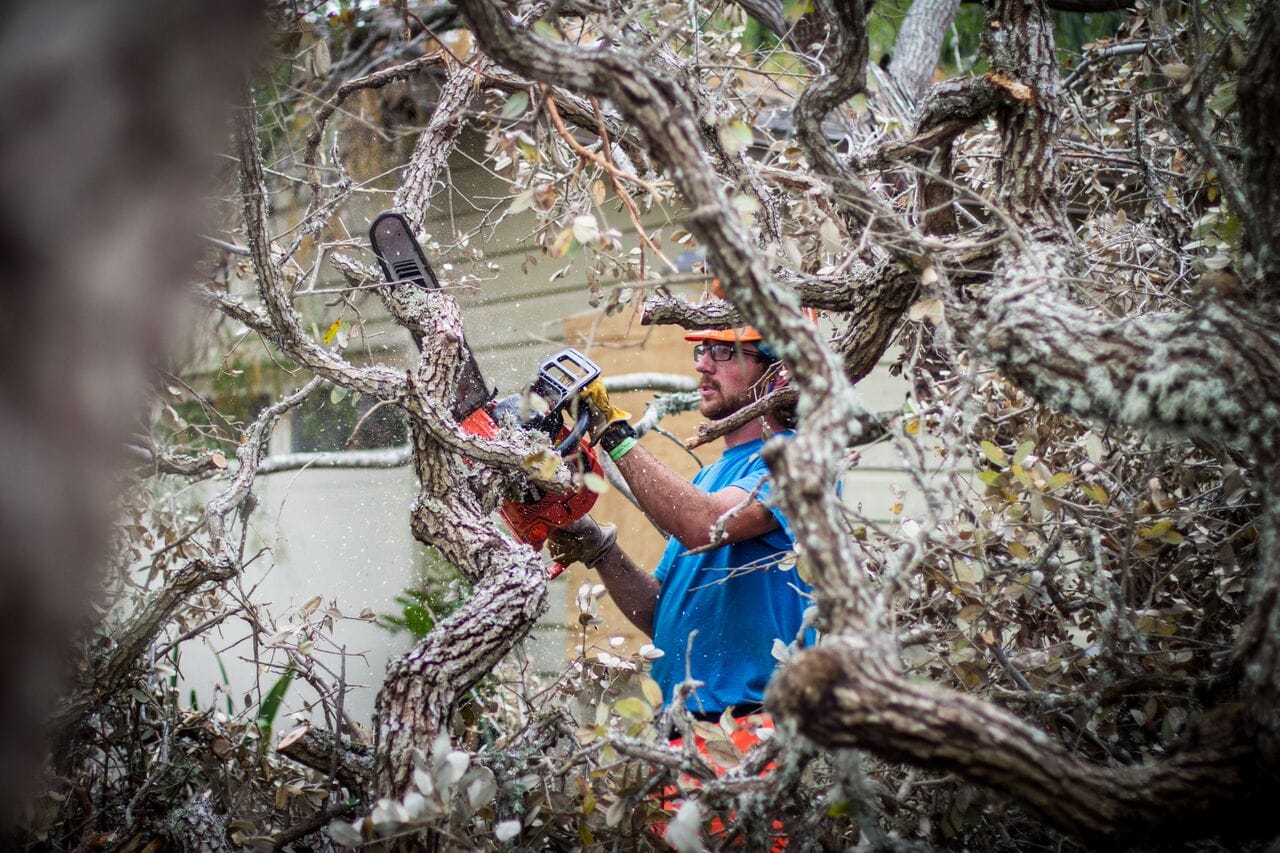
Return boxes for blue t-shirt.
[649,436,810,715]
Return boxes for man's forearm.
[614,443,776,549]
[614,444,718,545]
[590,543,658,636]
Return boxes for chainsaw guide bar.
[369,211,493,422]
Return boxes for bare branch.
[52,379,321,748]
[234,98,406,400]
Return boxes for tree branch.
[52,379,321,748]
[767,644,1271,846]
[234,98,406,401]
[889,0,962,102]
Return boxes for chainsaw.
[369,210,603,578]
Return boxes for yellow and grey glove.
[580,379,632,443]
[547,516,618,568]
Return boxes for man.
[549,324,810,720]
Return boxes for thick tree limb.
[368,280,552,809]
[278,724,373,793]
[975,250,1280,460]
[455,0,888,643]
[768,644,1271,846]
[889,0,962,102]
[793,5,928,267]
[1237,0,1280,285]
[395,57,489,229]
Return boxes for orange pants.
[655,713,787,850]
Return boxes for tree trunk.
[890,0,963,102]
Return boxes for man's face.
[694,342,770,419]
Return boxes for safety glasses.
[693,343,768,364]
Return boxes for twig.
[271,802,359,850]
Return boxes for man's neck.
[722,415,782,449]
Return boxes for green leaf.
[717,119,754,156]
[1011,464,1034,489]
[613,697,652,722]
[977,470,1003,487]
[508,187,536,214]
[980,441,1007,468]
[639,675,664,707]
[532,20,561,40]
[1207,80,1236,115]
[256,665,294,738]
[1013,440,1035,467]
[500,90,530,120]
[1081,483,1109,504]
[826,800,853,818]
[1045,472,1074,491]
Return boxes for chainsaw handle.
[555,406,592,456]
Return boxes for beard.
[699,381,759,419]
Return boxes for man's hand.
[580,379,632,443]
[548,516,617,567]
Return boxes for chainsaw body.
[369,210,602,576]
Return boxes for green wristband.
[608,435,638,462]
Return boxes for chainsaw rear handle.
[557,408,591,456]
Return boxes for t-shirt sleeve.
[726,466,793,551]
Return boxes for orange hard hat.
[684,277,765,344]
[683,278,816,355]
[683,326,765,344]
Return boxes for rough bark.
[1237,0,1280,284]
[643,259,919,386]
[768,643,1271,846]
[890,0,963,102]
[447,0,1280,844]
[982,0,1068,233]
[278,724,373,792]
[234,81,566,827]
[793,3,929,267]
[395,58,489,229]
[208,0,1280,846]
[370,287,552,803]
[455,0,890,646]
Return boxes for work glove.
[579,378,633,443]
[548,516,617,568]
